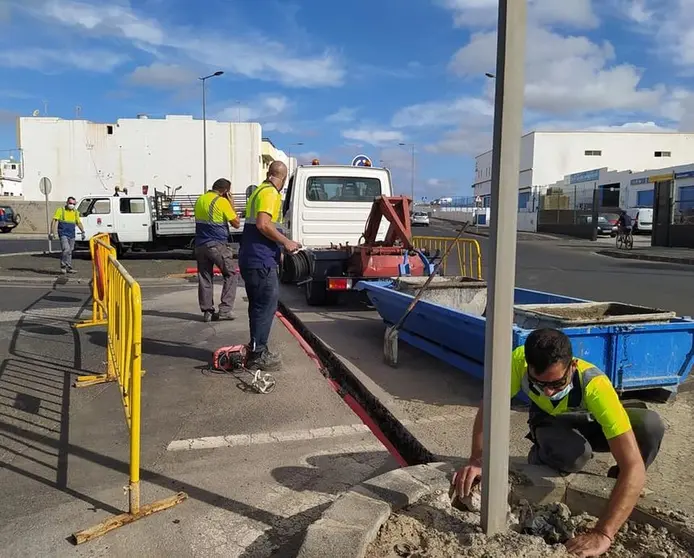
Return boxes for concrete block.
[510,462,569,505]
[296,518,370,558]
[406,462,454,492]
[358,468,429,511]
[323,490,391,540]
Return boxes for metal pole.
[481,0,527,536]
[202,78,208,194]
[44,192,52,254]
[410,144,415,202]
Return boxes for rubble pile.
[366,486,693,558]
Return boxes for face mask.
[67,204,76,210]
[548,382,573,401]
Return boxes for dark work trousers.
[528,407,665,474]
[240,266,279,354]
[195,242,238,314]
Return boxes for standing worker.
[194,178,241,322]
[452,328,665,557]
[238,161,301,371]
[50,196,85,274]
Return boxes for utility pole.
[480,0,527,536]
[199,71,224,193]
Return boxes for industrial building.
[472,130,694,207]
[3,114,295,201]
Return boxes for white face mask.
[67,204,76,210]
[548,382,573,401]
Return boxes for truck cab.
[281,164,393,247]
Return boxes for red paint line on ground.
[276,310,407,468]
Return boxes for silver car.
[412,211,430,227]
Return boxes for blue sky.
[0,0,693,199]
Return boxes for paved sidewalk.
[0,283,397,556]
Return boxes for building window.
[518,191,531,209]
[636,189,654,207]
[584,150,602,156]
[107,125,114,135]
[654,151,671,157]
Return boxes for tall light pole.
[199,70,224,192]
[399,142,416,202]
[480,0,527,536]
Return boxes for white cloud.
[21,0,345,87]
[326,107,358,123]
[126,63,197,89]
[341,128,405,146]
[0,47,126,73]
[296,151,320,164]
[435,0,599,29]
[392,97,493,128]
[218,95,294,132]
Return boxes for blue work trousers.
[240,266,279,354]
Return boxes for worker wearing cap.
[50,196,85,274]
[452,328,665,558]
[238,161,301,372]
[194,178,241,322]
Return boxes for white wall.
[18,116,263,201]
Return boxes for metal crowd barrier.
[71,236,187,544]
[412,236,483,279]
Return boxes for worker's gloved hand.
[48,233,54,240]
[283,240,302,254]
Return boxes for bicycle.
[615,227,634,250]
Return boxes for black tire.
[0,227,11,233]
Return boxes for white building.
[473,131,694,205]
[0,156,22,197]
[17,115,264,201]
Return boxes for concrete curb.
[0,274,197,286]
[596,249,694,266]
[430,217,559,241]
[296,461,694,558]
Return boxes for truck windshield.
[305,177,382,202]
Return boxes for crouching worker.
[453,328,665,557]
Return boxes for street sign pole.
[481,0,527,536]
[39,177,53,254]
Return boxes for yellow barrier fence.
[72,251,186,543]
[412,236,483,279]
[74,233,116,329]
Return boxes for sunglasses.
[528,362,574,390]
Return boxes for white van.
[627,207,653,234]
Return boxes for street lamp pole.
[199,70,224,193]
[480,0,527,536]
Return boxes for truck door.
[115,197,152,243]
[77,197,115,239]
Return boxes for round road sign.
[39,177,52,195]
[351,154,372,167]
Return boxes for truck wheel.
[305,280,327,306]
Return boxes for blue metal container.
[357,280,694,394]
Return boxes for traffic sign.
[39,177,52,195]
[351,154,372,167]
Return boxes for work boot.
[246,350,282,372]
[215,311,237,321]
[202,310,215,323]
[67,268,77,274]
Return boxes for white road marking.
[167,413,469,452]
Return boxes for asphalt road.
[0,238,47,254]
[422,220,694,317]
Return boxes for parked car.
[411,211,430,227]
[580,214,613,235]
[601,213,620,236]
[0,205,20,233]
[627,207,653,234]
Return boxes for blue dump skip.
[357,279,694,394]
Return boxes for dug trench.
[277,302,694,557]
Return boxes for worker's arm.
[230,217,241,229]
[222,194,241,228]
[76,215,85,234]
[453,400,484,497]
[256,212,300,252]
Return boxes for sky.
[0,0,693,200]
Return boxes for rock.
[459,482,482,512]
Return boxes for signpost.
[481,0,527,536]
[39,177,53,254]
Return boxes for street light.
[199,70,224,192]
[398,142,416,202]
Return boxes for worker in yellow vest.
[453,328,665,557]
[194,178,241,322]
[238,161,300,371]
[50,196,85,274]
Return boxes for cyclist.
[617,209,633,238]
